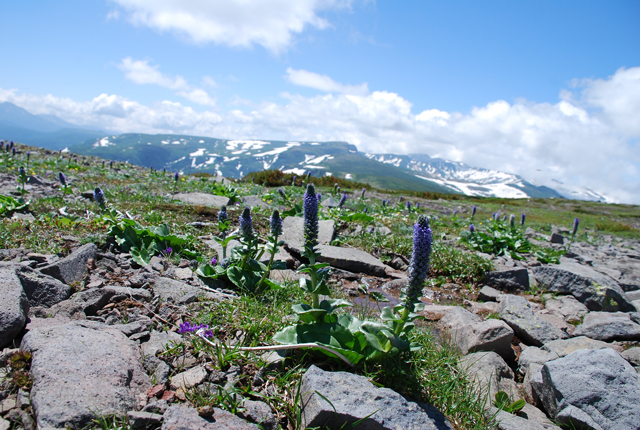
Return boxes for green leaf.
[494,391,510,409]
[263,278,284,290]
[510,399,526,414]
[270,260,287,270]
[227,266,243,288]
[319,298,352,314]
[369,291,389,302]
[291,304,327,323]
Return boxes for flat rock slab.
[39,243,97,285]
[573,312,640,341]
[533,262,634,312]
[241,195,269,209]
[542,295,588,322]
[174,193,230,207]
[483,268,529,292]
[281,217,335,246]
[153,277,224,304]
[542,336,614,358]
[0,267,29,348]
[499,295,568,347]
[161,405,259,429]
[532,348,640,430]
[285,243,388,277]
[15,266,71,308]
[301,365,453,430]
[170,366,207,390]
[21,321,150,430]
[489,405,561,430]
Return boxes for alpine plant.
[303,184,319,251]
[239,207,254,243]
[403,215,432,311]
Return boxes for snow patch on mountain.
[417,176,528,198]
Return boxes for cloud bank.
[1,67,638,203]
[108,0,353,54]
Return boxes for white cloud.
[117,57,216,106]
[2,66,639,203]
[286,68,369,96]
[109,0,353,54]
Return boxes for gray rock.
[531,348,640,430]
[110,320,153,337]
[143,356,171,385]
[483,268,529,292]
[21,321,150,430]
[161,405,259,429]
[258,247,297,270]
[203,238,242,260]
[627,290,640,301]
[127,411,163,429]
[142,399,169,415]
[549,232,564,245]
[533,262,634,312]
[285,243,388,277]
[141,330,183,358]
[518,347,559,374]
[0,268,29,348]
[72,288,116,315]
[241,195,269,209]
[152,277,222,304]
[321,197,339,208]
[499,295,568,347]
[489,405,561,430]
[106,286,152,301]
[542,336,613,357]
[39,243,97,284]
[301,365,453,430]
[621,347,640,366]
[478,286,504,302]
[573,312,640,341]
[170,366,207,390]
[542,294,588,322]
[281,216,335,246]
[0,416,9,430]
[458,351,518,407]
[15,266,71,308]
[238,400,277,430]
[440,307,514,359]
[173,192,230,207]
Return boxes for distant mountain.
[69,133,566,199]
[0,102,103,149]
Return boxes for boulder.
[533,262,634,312]
[478,286,504,302]
[126,411,164,429]
[499,295,568,347]
[285,243,388,277]
[542,294,588,323]
[173,193,230,207]
[152,278,224,304]
[161,405,259,429]
[15,266,71,308]
[483,268,529,292]
[141,330,183,358]
[518,347,558,374]
[531,348,640,430]
[300,365,452,430]
[281,217,335,246]
[542,336,614,358]
[321,197,339,208]
[549,233,564,245]
[237,400,278,430]
[621,347,640,367]
[0,267,29,347]
[489,404,561,430]
[39,243,97,284]
[440,307,514,359]
[21,321,150,430]
[458,351,518,407]
[241,195,269,209]
[72,288,117,315]
[573,312,640,341]
[169,366,207,390]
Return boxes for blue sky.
[1,1,639,202]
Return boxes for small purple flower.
[361,188,366,199]
[58,172,67,186]
[210,257,217,265]
[510,214,515,227]
[338,192,347,208]
[162,247,173,256]
[269,209,283,237]
[239,207,254,242]
[453,210,457,216]
[317,192,322,202]
[382,199,387,208]
[303,184,319,250]
[278,188,286,199]
[218,205,228,223]
[503,215,507,222]
[416,202,420,210]
[521,213,526,226]
[472,206,477,217]
[363,207,368,213]
[572,218,580,236]
[177,321,210,334]
[174,172,179,182]
[469,224,475,233]
[292,175,297,185]
[404,215,432,311]
[406,201,411,210]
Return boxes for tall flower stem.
[256,210,283,291]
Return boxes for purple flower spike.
[404,215,432,311]
[303,184,319,250]
[317,192,322,202]
[416,202,420,210]
[406,201,411,210]
[239,207,254,242]
[503,215,507,222]
[472,206,477,217]
[510,214,515,227]
[27,151,31,159]
[211,257,217,265]
[278,188,286,199]
[572,218,580,236]
[174,172,179,182]
[218,205,228,223]
[361,188,366,199]
[338,192,347,208]
[93,187,106,208]
[382,199,387,208]
[469,224,475,233]
[58,172,67,186]
[521,213,526,226]
[269,209,283,237]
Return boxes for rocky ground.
[1,159,640,430]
